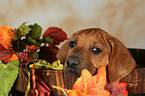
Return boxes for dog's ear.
[107,36,136,83]
[56,41,68,64]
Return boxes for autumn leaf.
[0,44,6,50]
[25,65,51,96]
[0,26,14,49]
[39,45,59,63]
[0,49,14,60]
[29,60,63,70]
[53,66,110,96]
[42,27,67,45]
[13,22,31,41]
[3,53,19,64]
[0,49,19,63]
[25,45,39,60]
[105,80,128,96]
[16,52,32,62]
[26,45,38,52]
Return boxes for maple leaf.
[53,66,110,96]
[42,27,67,45]
[0,26,14,49]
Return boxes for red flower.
[43,27,67,45]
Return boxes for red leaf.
[42,27,67,45]
[36,75,51,92]
[0,49,13,60]
[39,46,59,63]
[28,65,51,96]
[0,44,6,50]
[0,48,18,63]
[35,81,50,95]
[16,52,32,62]
[105,80,128,96]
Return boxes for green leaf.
[12,29,21,41]
[29,60,63,70]
[28,23,42,40]
[13,22,31,41]
[26,35,37,45]
[28,51,39,59]
[43,37,54,43]
[18,22,32,36]
[0,60,19,96]
[36,38,44,45]
[26,35,41,46]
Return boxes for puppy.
[56,28,136,83]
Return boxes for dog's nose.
[67,56,80,67]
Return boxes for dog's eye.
[69,41,76,48]
[90,47,102,54]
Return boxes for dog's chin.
[68,70,80,76]
[64,67,81,77]
[64,66,98,77]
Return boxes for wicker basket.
[13,48,145,95]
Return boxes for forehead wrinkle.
[77,30,98,40]
[74,29,107,47]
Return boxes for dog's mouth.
[64,67,81,76]
[68,68,80,76]
[65,66,98,77]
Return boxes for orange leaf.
[54,66,128,96]
[0,26,13,49]
[54,66,110,96]
[71,66,110,96]
[0,49,18,63]
[31,65,36,89]
[6,53,19,61]
[26,45,38,52]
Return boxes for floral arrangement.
[0,23,67,96]
[0,23,128,96]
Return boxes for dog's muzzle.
[67,56,80,68]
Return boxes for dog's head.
[57,28,136,83]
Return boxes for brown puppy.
[56,28,136,83]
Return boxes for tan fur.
[57,28,136,83]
